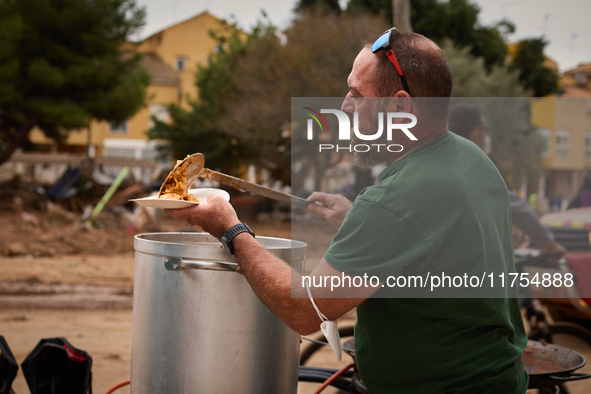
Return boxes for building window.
[538,128,551,156]
[109,120,128,134]
[555,129,571,158]
[175,56,186,71]
[149,104,170,131]
[586,133,591,158]
[575,73,587,84]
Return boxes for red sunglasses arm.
[386,49,411,95]
[385,50,404,76]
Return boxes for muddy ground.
[1,208,590,394]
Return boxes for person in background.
[568,176,591,209]
[448,103,566,260]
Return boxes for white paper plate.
[130,188,230,209]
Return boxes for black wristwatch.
[220,223,255,255]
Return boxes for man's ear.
[393,90,412,113]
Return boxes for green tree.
[442,41,526,97]
[0,0,150,164]
[347,0,512,70]
[510,38,560,97]
[347,0,560,96]
[295,0,342,13]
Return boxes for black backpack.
[21,337,92,394]
[0,336,18,394]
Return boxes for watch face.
[221,235,232,255]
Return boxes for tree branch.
[0,118,40,166]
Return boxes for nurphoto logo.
[302,107,418,153]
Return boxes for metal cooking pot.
[131,232,306,394]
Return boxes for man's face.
[341,48,392,169]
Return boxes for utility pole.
[392,0,413,33]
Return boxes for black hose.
[298,366,358,392]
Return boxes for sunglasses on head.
[371,27,411,95]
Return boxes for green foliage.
[0,0,150,162]
[346,0,559,95]
[150,104,246,175]
[295,0,342,13]
[346,0,390,19]
[347,0,513,70]
[442,40,526,97]
[510,38,560,97]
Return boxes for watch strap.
[222,223,255,255]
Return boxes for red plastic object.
[564,252,591,305]
[313,363,356,394]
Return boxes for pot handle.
[164,257,242,273]
[550,373,591,382]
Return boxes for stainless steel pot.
[132,232,307,394]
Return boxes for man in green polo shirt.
[166,28,528,393]
[318,130,527,393]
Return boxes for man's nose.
[341,95,354,113]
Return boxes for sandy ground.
[1,310,133,394]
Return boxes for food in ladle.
[158,155,199,202]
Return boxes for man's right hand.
[306,192,353,231]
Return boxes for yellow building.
[560,62,591,97]
[27,11,229,170]
[531,96,591,204]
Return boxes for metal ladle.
[159,153,310,209]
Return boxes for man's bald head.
[364,32,453,99]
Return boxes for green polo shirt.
[324,132,528,393]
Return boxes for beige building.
[527,61,591,207]
[531,96,591,205]
[22,12,229,182]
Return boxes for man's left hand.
[164,194,241,239]
[306,192,353,231]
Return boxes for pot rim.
[134,232,307,263]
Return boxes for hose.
[313,363,356,394]
[104,379,130,394]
